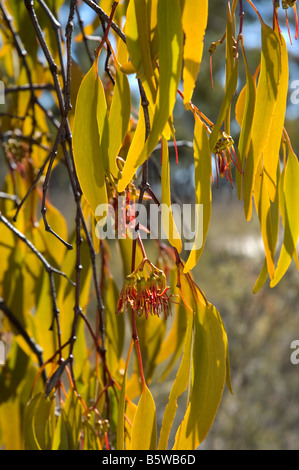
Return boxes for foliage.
[0,0,298,451]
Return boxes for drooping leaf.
[262,29,288,202]
[116,369,127,450]
[184,114,211,273]
[125,0,156,100]
[108,66,131,178]
[235,48,257,200]
[157,313,193,450]
[209,61,238,154]
[131,385,157,450]
[161,135,182,253]
[72,59,108,220]
[242,21,282,220]
[180,0,208,106]
[118,0,183,192]
[173,300,227,450]
[271,149,299,287]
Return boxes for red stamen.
[286,9,293,44]
[210,54,214,90]
[173,136,179,164]
[294,5,298,40]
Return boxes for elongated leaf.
[209,62,238,154]
[271,149,299,287]
[126,0,156,100]
[131,385,157,450]
[117,370,127,450]
[253,158,275,279]
[173,301,227,450]
[181,0,208,105]
[262,30,288,202]
[158,314,193,450]
[108,67,131,178]
[235,49,257,200]
[184,114,211,273]
[161,136,182,253]
[118,0,183,192]
[72,59,108,219]
[243,22,282,220]
[25,393,55,450]
[83,421,101,450]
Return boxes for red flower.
[117,259,172,319]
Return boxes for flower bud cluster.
[117,259,171,319]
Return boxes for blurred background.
[1,0,299,450]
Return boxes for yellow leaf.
[181,0,208,105]
[271,149,299,287]
[158,314,193,450]
[108,66,131,178]
[72,59,108,220]
[173,300,227,450]
[235,49,257,200]
[262,30,288,202]
[131,385,157,450]
[209,62,238,154]
[118,0,183,193]
[161,136,182,253]
[184,114,211,273]
[243,22,282,220]
[253,158,276,279]
[125,0,156,99]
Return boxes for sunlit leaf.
[181,0,208,105]
[158,313,193,450]
[184,114,211,273]
[108,66,131,178]
[262,29,288,202]
[161,135,182,253]
[243,21,282,220]
[131,385,157,450]
[271,149,299,287]
[72,59,108,220]
[173,300,227,450]
[118,0,183,192]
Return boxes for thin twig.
[81,0,126,43]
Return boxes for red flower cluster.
[116,259,172,319]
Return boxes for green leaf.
[181,0,208,105]
[52,388,82,450]
[125,0,156,100]
[108,67,131,178]
[72,59,108,220]
[118,0,183,193]
[116,370,127,450]
[184,114,211,273]
[262,30,288,202]
[161,135,182,253]
[173,301,227,450]
[242,22,282,220]
[271,149,299,287]
[131,385,157,450]
[25,393,55,450]
[158,313,193,450]
[83,421,101,450]
[235,48,257,200]
[209,61,238,154]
